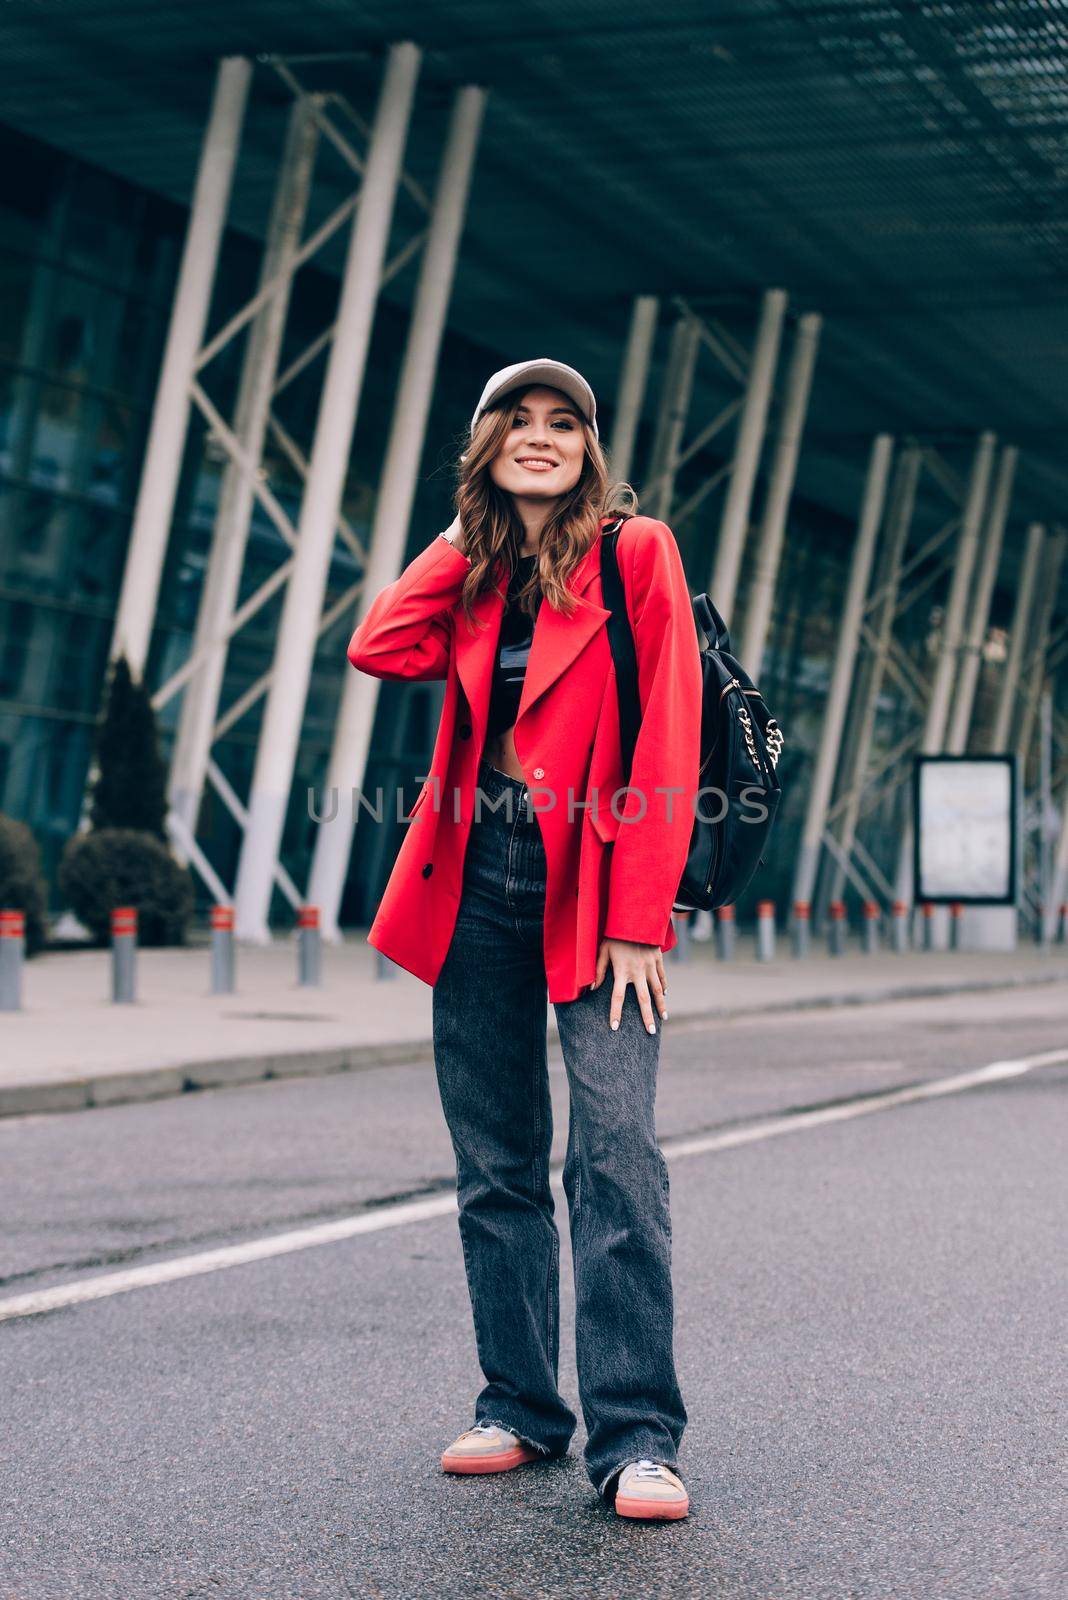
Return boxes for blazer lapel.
[516,545,610,722]
[453,580,504,749]
[452,526,612,747]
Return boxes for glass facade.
[0,118,987,933]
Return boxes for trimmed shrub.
[88,655,168,839]
[0,814,49,955]
[58,829,194,947]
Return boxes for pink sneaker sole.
[615,1492,689,1521]
[440,1442,542,1474]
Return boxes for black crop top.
[485,554,543,741]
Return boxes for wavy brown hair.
[451,390,638,633]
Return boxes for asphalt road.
[1,984,1066,1600]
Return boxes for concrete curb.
[2,968,1065,1120]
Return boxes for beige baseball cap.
[470,358,598,439]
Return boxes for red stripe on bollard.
[920,902,935,919]
[829,900,846,920]
[211,905,235,930]
[892,901,908,915]
[756,900,775,917]
[793,901,811,921]
[297,906,320,929]
[862,901,879,920]
[949,902,962,917]
[715,904,736,921]
[111,907,138,934]
[0,910,24,937]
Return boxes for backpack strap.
[599,517,642,782]
[694,592,730,653]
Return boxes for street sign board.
[912,754,1018,905]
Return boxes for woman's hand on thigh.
[591,938,667,1034]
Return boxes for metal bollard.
[1,909,24,1012]
[920,901,936,951]
[297,905,321,987]
[792,900,811,959]
[891,900,910,953]
[111,906,137,1003]
[828,899,847,956]
[715,904,736,961]
[948,901,963,950]
[211,904,235,994]
[862,900,880,954]
[668,908,691,963]
[374,947,398,981]
[756,900,776,962]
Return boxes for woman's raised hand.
[591,938,668,1034]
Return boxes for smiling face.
[486,385,587,503]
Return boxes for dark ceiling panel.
[1,0,1065,547]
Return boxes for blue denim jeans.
[431,755,687,1499]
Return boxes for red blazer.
[346,513,702,1002]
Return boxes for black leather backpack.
[600,516,784,912]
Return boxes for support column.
[829,445,922,903]
[1043,763,1068,944]
[791,434,894,914]
[709,287,787,624]
[644,313,700,521]
[894,431,997,905]
[1016,529,1066,778]
[234,40,422,942]
[738,311,821,677]
[169,95,320,840]
[307,82,486,940]
[609,295,658,484]
[110,56,252,676]
[988,522,1044,752]
[946,445,1017,753]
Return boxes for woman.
[347,357,702,1521]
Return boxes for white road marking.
[661,1048,1068,1159]
[1,1047,1065,1325]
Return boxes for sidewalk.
[2,932,1066,1117]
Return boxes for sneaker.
[440,1421,543,1475]
[613,1458,689,1520]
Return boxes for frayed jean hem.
[474,1414,561,1460]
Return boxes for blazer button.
[459,722,472,739]
[533,766,545,780]
[422,863,433,878]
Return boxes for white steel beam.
[234,41,422,942]
[1044,756,1068,943]
[307,83,487,941]
[609,295,659,484]
[945,445,1017,754]
[738,311,822,677]
[1016,529,1067,775]
[644,313,700,521]
[893,431,997,905]
[921,432,998,753]
[828,445,922,903]
[169,95,320,842]
[110,57,252,676]
[791,433,894,912]
[989,522,1045,752]
[709,287,788,625]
